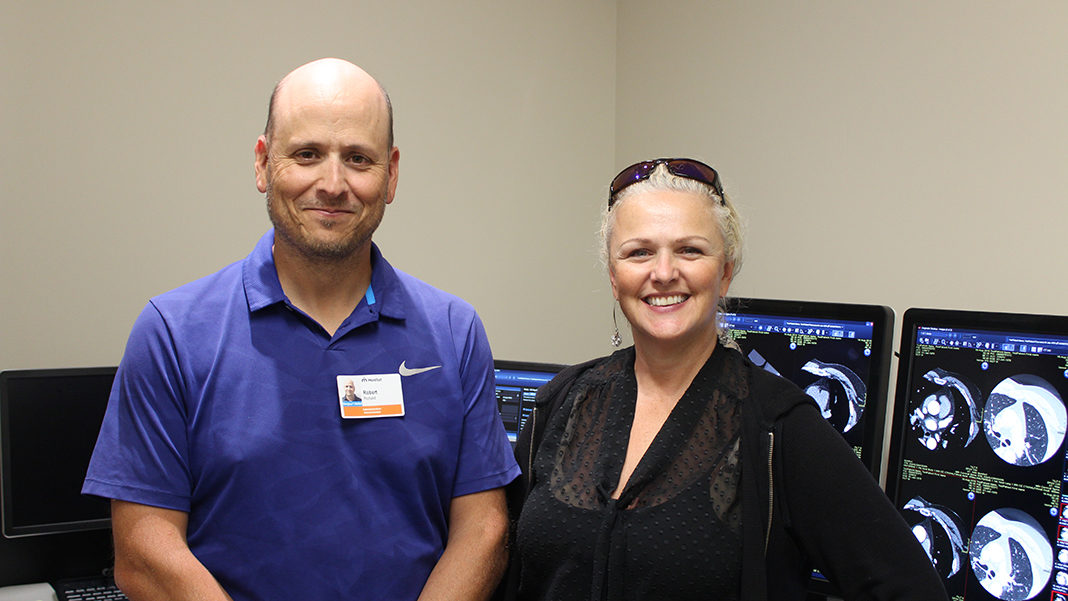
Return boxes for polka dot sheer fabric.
[516,346,744,600]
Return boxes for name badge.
[336,374,405,419]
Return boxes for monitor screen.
[721,297,895,478]
[0,367,116,538]
[885,308,1068,601]
[494,360,566,447]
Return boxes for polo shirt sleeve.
[82,300,193,512]
[451,312,521,498]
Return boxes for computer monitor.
[494,360,566,446]
[0,367,116,538]
[721,297,895,478]
[885,308,1068,601]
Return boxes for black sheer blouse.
[516,346,744,601]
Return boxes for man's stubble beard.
[265,185,386,263]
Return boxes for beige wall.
[2,1,1065,372]
[0,1,617,369]
[616,0,1066,324]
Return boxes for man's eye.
[348,154,369,164]
[295,150,317,160]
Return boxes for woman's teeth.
[645,294,687,307]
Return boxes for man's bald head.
[264,58,394,149]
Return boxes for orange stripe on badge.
[343,404,403,418]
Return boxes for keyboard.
[52,579,128,601]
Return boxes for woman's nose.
[651,252,677,283]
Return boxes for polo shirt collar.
[242,229,407,322]
[243,230,284,312]
[365,243,407,321]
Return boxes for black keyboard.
[53,578,128,601]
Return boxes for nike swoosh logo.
[399,361,442,377]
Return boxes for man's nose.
[317,158,347,199]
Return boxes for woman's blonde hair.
[599,163,744,275]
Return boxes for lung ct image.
[983,374,1067,468]
[740,334,871,447]
[902,496,967,580]
[799,358,866,435]
[969,508,1053,601]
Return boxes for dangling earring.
[611,303,622,347]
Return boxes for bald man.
[84,59,518,601]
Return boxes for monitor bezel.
[884,306,1068,506]
[722,296,896,479]
[0,366,117,539]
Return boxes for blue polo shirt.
[84,230,519,601]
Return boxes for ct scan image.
[801,359,865,434]
[903,496,967,579]
[969,508,1053,601]
[910,368,983,452]
[984,375,1067,467]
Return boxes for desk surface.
[0,583,56,601]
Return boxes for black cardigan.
[501,346,947,601]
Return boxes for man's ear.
[254,136,269,194]
[385,146,400,205]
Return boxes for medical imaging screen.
[494,363,562,447]
[722,311,879,458]
[891,321,1068,601]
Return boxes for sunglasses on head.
[608,158,724,209]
